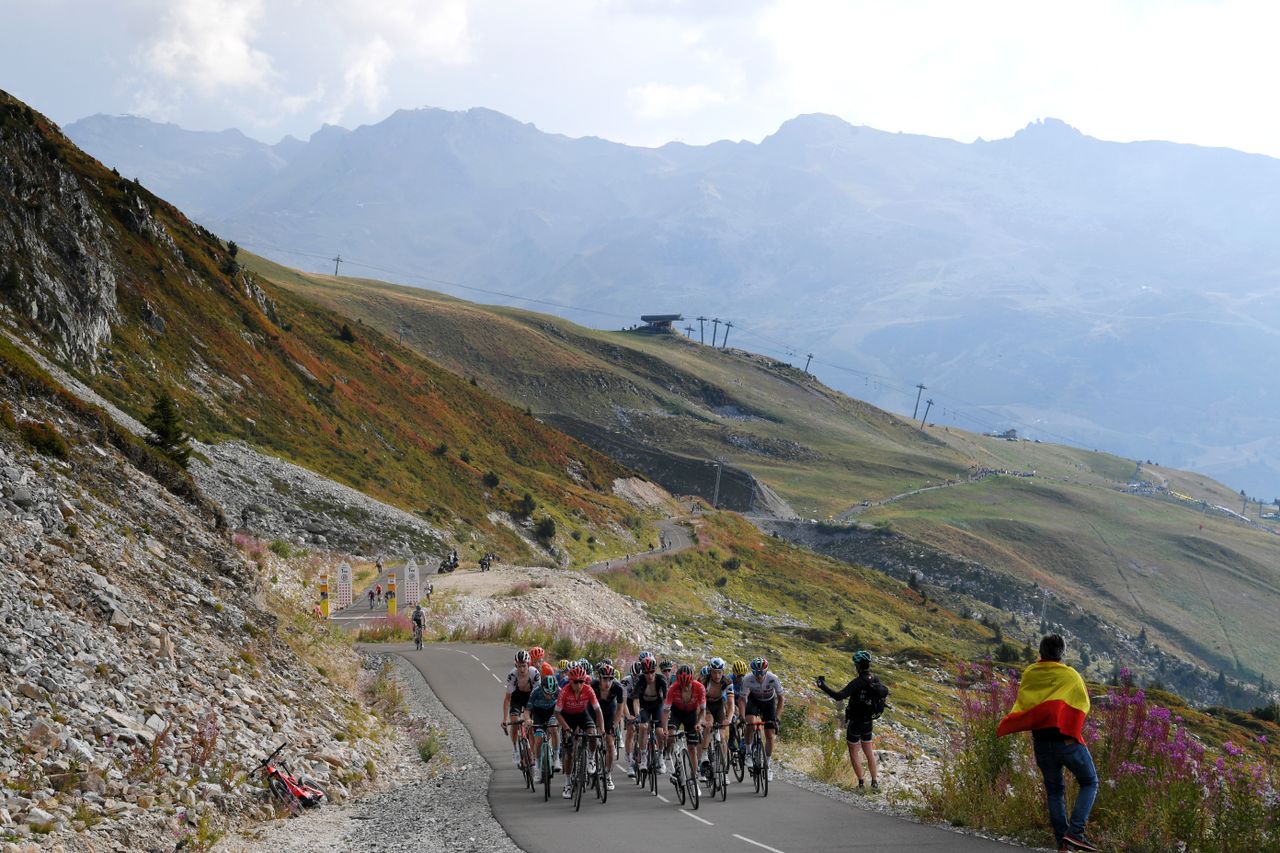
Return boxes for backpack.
[859,675,889,720]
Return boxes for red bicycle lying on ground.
[256,742,327,814]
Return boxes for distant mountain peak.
[1012,117,1085,141]
[763,112,857,146]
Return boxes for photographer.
[815,649,887,789]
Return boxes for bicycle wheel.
[519,737,534,791]
[648,737,659,796]
[672,749,686,805]
[714,739,728,801]
[573,741,586,812]
[541,742,552,802]
[269,777,301,815]
[760,744,770,797]
[597,742,608,805]
[752,737,763,794]
[683,749,700,809]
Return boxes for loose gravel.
[222,655,520,853]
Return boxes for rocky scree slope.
[0,90,648,569]
[0,354,393,851]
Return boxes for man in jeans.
[998,634,1099,852]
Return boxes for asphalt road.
[396,641,1021,853]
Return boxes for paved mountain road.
[396,642,1022,853]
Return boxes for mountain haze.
[65,109,1280,498]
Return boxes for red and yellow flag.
[997,661,1090,743]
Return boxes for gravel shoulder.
[220,654,519,853]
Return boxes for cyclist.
[621,661,641,776]
[555,664,604,799]
[529,645,546,672]
[729,659,750,766]
[591,663,627,790]
[367,587,375,609]
[662,664,706,786]
[556,659,570,687]
[527,672,561,782]
[374,582,382,604]
[501,650,540,767]
[411,604,425,650]
[737,657,784,782]
[699,657,735,781]
[628,656,669,774]
[659,659,675,682]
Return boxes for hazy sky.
[4,0,1279,154]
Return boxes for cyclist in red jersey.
[661,664,707,785]
[554,665,604,799]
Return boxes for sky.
[4,0,1280,155]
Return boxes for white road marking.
[656,794,670,803]
[470,654,481,661]
[683,811,713,826]
[481,662,492,671]
[733,834,786,853]
[491,673,502,683]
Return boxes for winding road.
[394,641,1021,853]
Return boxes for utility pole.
[333,254,343,277]
[919,399,933,429]
[721,321,733,349]
[696,316,707,345]
[711,458,724,509]
[803,353,813,374]
[684,324,695,338]
[912,383,927,420]
[711,318,721,348]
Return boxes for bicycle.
[569,729,606,810]
[412,621,424,650]
[502,719,535,792]
[534,719,558,801]
[706,722,730,801]
[254,743,327,815]
[746,720,770,797]
[631,718,660,795]
[668,730,700,810]
[728,715,746,783]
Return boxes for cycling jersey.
[506,666,539,695]
[556,683,600,716]
[701,673,735,703]
[740,672,784,702]
[591,679,625,712]
[664,680,706,713]
[528,685,559,711]
[629,673,667,708]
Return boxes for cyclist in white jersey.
[737,656,784,781]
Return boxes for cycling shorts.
[666,708,702,745]
[745,697,778,729]
[530,706,557,731]
[561,711,595,734]
[636,703,663,724]
[846,718,874,743]
[705,697,729,725]
[509,688,532,716]
[599,703,620,732]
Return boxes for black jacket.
[819,672,883,722]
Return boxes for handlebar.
[257,742,287,769]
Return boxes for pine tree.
[144,393,191,469]
[339,323,356,343]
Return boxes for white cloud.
[144,0,274,94]
[628,83,730,120]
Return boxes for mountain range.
[64,108,1280,498]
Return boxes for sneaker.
[1057,845,1069,853]
[626,763,636,778]
[870,779,879,790]
[605,774,615,791]
[553,757,562,772]
[1063,834,1099,852]
[767,769,774,782]
[562,784,573,799]
[857,779,865,789]
[658,758,668,774]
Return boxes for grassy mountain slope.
[0,92,651,566]
[246,258,1280,691]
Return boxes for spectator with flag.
[997,634,1099,853]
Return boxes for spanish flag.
[997,661,1091,743]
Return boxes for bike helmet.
[750,657,768,675]
[853,650,872,667]
[541,674,557,692]
[676,664,695,686]
[568,665,588,682]
[514,649,531,665]
[709,657,726,671]
[631,661,643,677]
[541,662,555,676]
[641,657,656,674]
[700,665,711,678]
[529,646,545,663]
[558,659,569,671]
[638,650,654,661]
[732,659,748,676]
[659,659,674,673]
[598,664,615,679]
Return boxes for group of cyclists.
[500,646,784,801]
